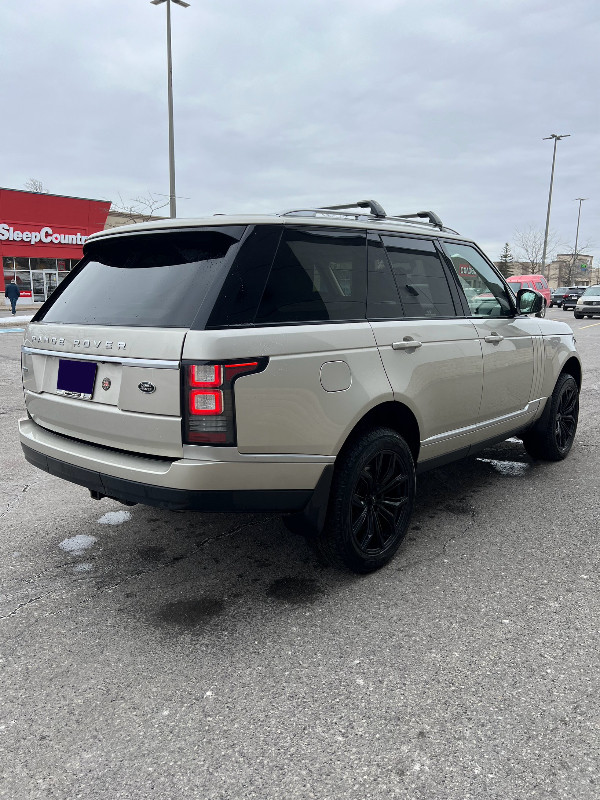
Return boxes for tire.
[574,312,583,319]
[522,373,579,461]
[317,427,415,573]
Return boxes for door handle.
[484,334,504,344]
[392,339,423,350]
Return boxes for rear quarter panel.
[182,324,394,456]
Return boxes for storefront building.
[1,188,111,304]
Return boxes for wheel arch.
[334,400,421,464]
[560,356,582,389]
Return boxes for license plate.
[57,359,97,400]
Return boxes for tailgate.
[22,324,186,458]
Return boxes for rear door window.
[381,235,457,317]
[366,233,403,319]
[254,227,367,324]
[37,227,246,328]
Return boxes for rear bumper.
[19,417,332,512]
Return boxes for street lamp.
[151,0,190,219]
[541,133,570,277]
[570,197,587,283]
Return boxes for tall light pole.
[570,197,587,283]
[541,133,570,277]
[151,0,190,218]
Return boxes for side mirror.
[517,288,544,316]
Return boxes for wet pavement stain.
[444,497,474,515]
[137,546,166,562]
[157,597,226,629]
[266,576,321,605]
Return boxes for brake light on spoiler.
[183,359,268,445]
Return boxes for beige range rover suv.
[19,200,581,573]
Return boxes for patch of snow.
[97,510,131,525]
[59,535,97,556]
[477,458,529,476]
[73,562,94,573]
[0,315,33,323]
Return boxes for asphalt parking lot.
[1,307,599,800]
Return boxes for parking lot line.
[579,321,600,329]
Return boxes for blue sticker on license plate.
[57,359,97,400]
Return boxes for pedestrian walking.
[5,280,20,315]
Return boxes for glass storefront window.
[3,257,16,288]
[30,257,58,270]
[14,271,33,292]
[15,257,29,270]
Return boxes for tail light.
[182,358,268,445]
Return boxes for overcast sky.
[1,0,599,265]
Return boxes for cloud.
[1,0,598,264]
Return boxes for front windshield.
[583,286,600,297]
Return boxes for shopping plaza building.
[0,188,115,303]
[1,187,158,306]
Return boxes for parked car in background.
[507,274,551,308]
[18,200,582,574]
[550,286,569,308]
[562,286,587,311]
[574,285,600,318]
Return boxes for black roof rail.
[392,211,444,230]
[321,200,387,218]
[280,199,387,220]
[279,203,458,233]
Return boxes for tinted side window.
[205,225,281,328]
[442,241,513,318]
[381,235,456,318]
[254,227,367,324]
[367,233,403,319]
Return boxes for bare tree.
[24,178,46,193]
[109,192,170,225]
[513,226,563,274]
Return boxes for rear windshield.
[37,227,246,327]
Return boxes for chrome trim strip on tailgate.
[21,346,179,370]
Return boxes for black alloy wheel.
[553,378,579,453]
[523,373,579,461]
[318,427,415,573]
[350,450,409,555]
